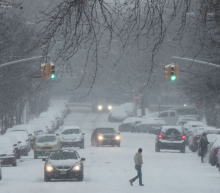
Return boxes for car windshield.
[36,136,56,143]
[96,128,115,133]
[50,151,77,160]
[62,129,80,134]
[165,129,181,136]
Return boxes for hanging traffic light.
[41,63,56,79]
[50,63,56,79]
[164,63,179,82]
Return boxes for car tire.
[155,145,160,152]
[44,174,50,182]
[180,147,186,153]
[78,172,84,181]
[80,141,85,149]
[34,151,38,159]
[12,160,17,167]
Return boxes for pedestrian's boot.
[129,180,133,186]
[139,184,144,186]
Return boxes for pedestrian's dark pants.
[130,165,142,185]
[201,148,207,163]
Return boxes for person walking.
[199,132,209,163]
[129,148,144,186]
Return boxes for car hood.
[35,141,57,146]
[60,134,81,141]
[48,159,79,167]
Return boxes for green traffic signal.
[50,74,57,79]
[170,75,177,81]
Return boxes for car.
[6,131,31,156]
[208,136,220,166]
[108,106,128,122]
[155,126,187,153]
[58,126,85,148]
[118,117,142,132]
[176,116,198,126]
[33,134,61,159]
[0,136,19,166]
[91,128,121,147]
[93,103,113,113]
[0,162,2,180]
[43,150,85,181]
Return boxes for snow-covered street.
[0,111,220,193]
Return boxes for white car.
[6,131,31,156]
[183,121,206,135]
[0,136,19,166]
[58,126,85,149]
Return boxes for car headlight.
[45,164,54,172]
[97,105,103,111]
[108,105,113,111]
[73,165,81,171]
[98,135,104,140]
[115,135,121,140]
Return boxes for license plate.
[60,170,67,175]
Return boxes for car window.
[159,112,168,117]
[96,128,115,133]
[36,136,56,143]
[50,151,77,160]
[62,129,80,134]
[165,129,181,136]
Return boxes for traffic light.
[164,64,179,82]
[41,63,56,79]
[50,63,56,79]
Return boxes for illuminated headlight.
[45,164,54,172]
[97,105,103,111]
[73,165,81,171]
[115,135,121,140]
[98,135,104,140]
[108,105,113,111]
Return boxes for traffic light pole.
[172,56,220,68]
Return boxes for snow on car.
[58,126,85,148]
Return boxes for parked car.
[91,128,121,147]
[58,126,85,148]
[33,134,61,159]
[0,162,2,180]
[119,117,142,132]
[134,118,165,134]
[176,116,198,126]
[108,107,128,122]
[43,150,85,181]
[0,136,18,166]
[208,136,220,166]
[6,131,31,156]
[155,126,187,153]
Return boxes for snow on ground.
[0,110,220,193]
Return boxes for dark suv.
[91,128,121,147]
[155,126,186,153]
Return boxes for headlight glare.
[115,135,121,140]
[97,105,103,111]
[73,165,81,171]
[46,164,54,172]
[98,135,104,140]
[108,105,113,111]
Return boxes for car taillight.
[182,136,187,140]
[158,134,164,139]
[214,148,220,155]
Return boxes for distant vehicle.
[33,134,61,159]
[158,110,178,125]
[92,103,113,113]
[173,106,200,120]
[183,121,206,136]
[176,116,198,126]
[91,128,121,147]
[0,136,19,166]
[119,117,142,132]
[134,118,166,134]
[155,126,187,153]
[43,150,85,181]
[108,107,128,122]
[58,126,85,149]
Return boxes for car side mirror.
[81,158,86,161]
[42,158,47,161]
